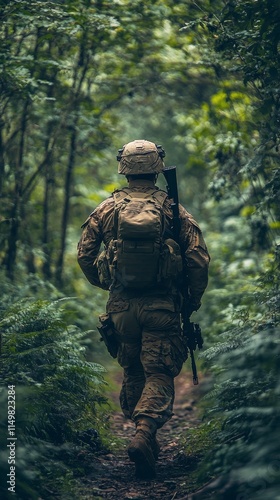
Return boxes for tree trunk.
[42,156,53,280]
[2,29,41,280]
[55,36,90,286]
[55,122,78,286]
[0,121,5,197]
[2,100,28,280]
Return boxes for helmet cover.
[117,140,165,175]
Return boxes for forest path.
[78,370,205,500]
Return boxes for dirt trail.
[78,371,204,500]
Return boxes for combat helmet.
[117,140,165,175]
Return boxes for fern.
[0,298,107,437]
[189,241,280,500]
[0,291,110,499]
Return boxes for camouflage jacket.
[77,180,210,309]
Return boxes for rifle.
[162,166,180,241]
[181,309,204,385]
[162,166,204,385]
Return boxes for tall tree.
[1,0,214,284]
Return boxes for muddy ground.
[76,371,211,500]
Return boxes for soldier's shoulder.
[96,195,115,212]
[179,205,202,231]
[81,196,114,228]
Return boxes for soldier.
[77,140,210,479]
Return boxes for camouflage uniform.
[77,178,210,428]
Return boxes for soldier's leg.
[132,297,187,428]
[119,354,145,419]
[127,297,187,478]
[108,300,145,419]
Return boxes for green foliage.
[192,228,280,499]
[0,280,111,498]
[1,1,280,496]
[172,3,280,497]
[184,248,280,499]
[198,323,280,499]
[0,0,216,284]
[0,296,108,438]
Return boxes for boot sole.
[128,445,156,479]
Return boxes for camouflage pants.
[106,293,187,428]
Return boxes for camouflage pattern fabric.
[107,293,187,427]
[77,178,210,427]
[77,179,210,309]
[118,140,164,175]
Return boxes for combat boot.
[127,417,157,479]
[151,436,161,461]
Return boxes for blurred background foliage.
[0,0,279,498]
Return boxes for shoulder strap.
[113,189,131,205]
[113,188,167,206]
[151,189,168,207]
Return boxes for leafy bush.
[0,289,110,498]
[192,250,280,500]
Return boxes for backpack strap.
[151,189,168,208]
[113,189,131,205]
[113,188,167,204]
[112,190,130,239]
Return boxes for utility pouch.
[96,250,112,289]
[97,313,119,359]
[160,238,183,281]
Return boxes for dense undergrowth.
[184,249,280,499]
[0,257,279,500]
[0,276,112,499]
[1,1,280,499]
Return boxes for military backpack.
[97,189,182,290]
